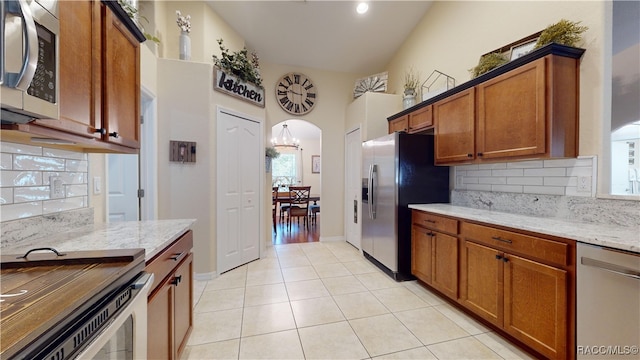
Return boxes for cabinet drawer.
[412,211,458,235]
[461,222,568,266]
[146,230,193,293]
[408,105,433,132]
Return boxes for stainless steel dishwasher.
[577,243,640,359]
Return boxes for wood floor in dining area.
[272,216,320,244]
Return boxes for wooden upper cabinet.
[476,58,546,160]
[434,88,475,164]
[408,105,433,133]
[388,115,408,133]
[102,5,140,149]
[33,1,102,139]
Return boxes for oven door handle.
[3,0,38,90]
[581,257,640,280]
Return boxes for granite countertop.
[1,219,196,261]
[409,204,640,254]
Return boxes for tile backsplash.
[0,141,89,222]
[454,156,597,197]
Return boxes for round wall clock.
[275,72,317,115]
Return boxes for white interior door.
[108,154,139,222]
[217,108,262,273]
[345,128,362,249]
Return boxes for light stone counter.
[1,219,196,261]
[409,204,640,253]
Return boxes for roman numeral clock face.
[276,73,317,115]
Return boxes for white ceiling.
[206,1,433,75]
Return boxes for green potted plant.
[265,146,280,173]
[212,39,262,87]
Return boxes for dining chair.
[272,187,279,233]
[279,184,292,221]
[309,204,320,225]
[287,186,311,230]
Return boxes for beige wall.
[386,1,606,191]
[346,92,402,142]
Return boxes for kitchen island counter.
[409,204,639,253]
[1,219,196,261]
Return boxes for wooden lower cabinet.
[460,239,568,359]
[411,226,433,283]
[146,231,194,360]
[431,232,458,299]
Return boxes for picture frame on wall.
[312,155,320,173]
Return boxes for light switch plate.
[49,176,64,199]
[93,176,101,195]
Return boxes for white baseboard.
[319,235,345,242]
[194,271,216,281]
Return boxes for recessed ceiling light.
[356,2,369,14]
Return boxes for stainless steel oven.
[1,0,59,123]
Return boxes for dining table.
[275,192,320,205]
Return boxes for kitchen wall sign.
[214,68,265,108]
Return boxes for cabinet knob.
[495,254,503,260]
[477,152,484,157]
[170,252,185,262]
[94,128,107,135]
[109,131,119,138]
[171,275,183,286]
[467,153,473,158]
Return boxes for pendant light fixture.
[271,123,300,149]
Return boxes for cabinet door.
[174,253,194,359]
[476,58,546,160]
[503,254,567,359]
[388,115,408,133]
[459,240,502,326]
[34,0,102,138]
[408,105,432,133]
[411,226,433,284]
[432,232,458,299]
[102,5,140,149]
[434,88,475,164]
[147,279,174,360]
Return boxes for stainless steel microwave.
[1,0,58,124]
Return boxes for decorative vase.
[265,157,272,173]
[403,93,416,109]
[179,31,191,60]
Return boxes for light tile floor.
[183,241,533,360]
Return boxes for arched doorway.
[270,120,322,243]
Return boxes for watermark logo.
[577,345,639,356]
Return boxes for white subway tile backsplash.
[14,155,65,171]
[523,185,565,195]
[456,164,479,171]
[43,148,87,160]
[566,167,593,177]
[478,163,507,170]
[1,201,43,221]
[492,184,523,193]
[14,186,51,203]
[66,184,88,197]
[507,177,543,186]
[479,177,506,185]
[507,160,544,168]
[1,142,89,222]
[0,142,42,155]
[466,170,492,177]
[543,159,578,168]
[0,171,42,187]
[0,188,13,204]
[454,157,596,198]
[492,169,524,177]
[523,167,566,177]
[65,160,88,172]
[1,153,12,170]
[544,177,577,187]
[467,184,492,191]
[43,197,86,214]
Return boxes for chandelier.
[271,123,300,149]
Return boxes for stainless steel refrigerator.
[362,132,449,280]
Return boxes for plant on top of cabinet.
[470,52,509,78]
[212,39,262,87]
[534,19,588,50]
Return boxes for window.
[272,152,297,189]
